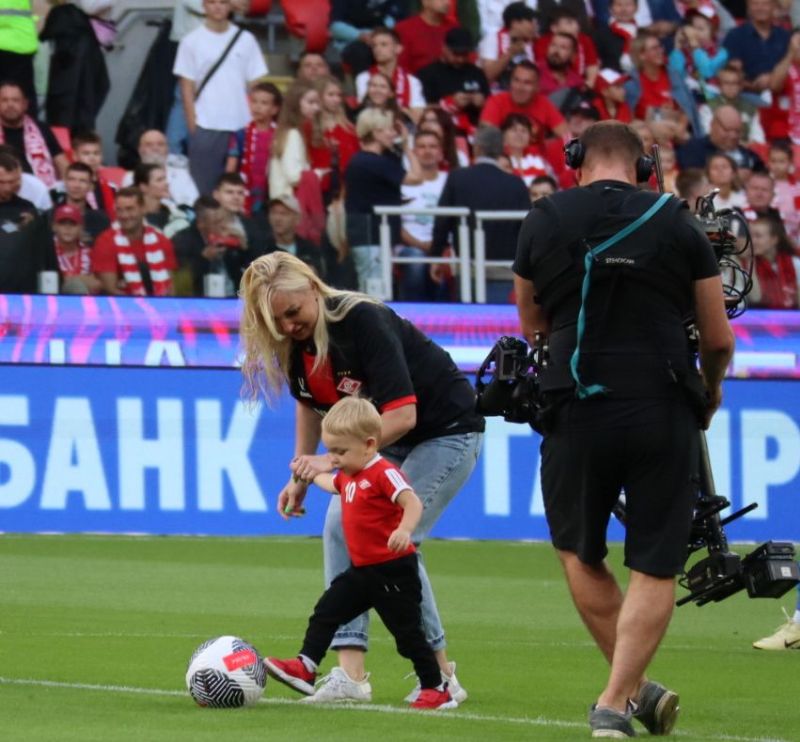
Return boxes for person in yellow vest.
[0,1,38,116]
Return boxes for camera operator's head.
[572,121,646,186]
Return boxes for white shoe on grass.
[299,667,372,703]
[753,608,800,650]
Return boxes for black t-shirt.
[288,299,485,446]
[344,150,405,245]
[1,123,63,175]
[514,181,720,396]
[416,61,490,104]
[0,195,37,226]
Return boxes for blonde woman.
[239,251,484,704]
[343,108,423,294]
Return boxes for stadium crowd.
[2,0,800,308]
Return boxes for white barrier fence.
[374,206,473,303]
[374,205,528,303]
[473,210,529,304]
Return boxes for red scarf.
[87,177,117,220]
[240,121,274,215]
[755,254,799,308]
[0,116,57,187]
[609,21,637,54]
[369,64,411,107]
[55,241,92,277]
[111,222,173,297]
[787,64,800,145]
[440,95,477,140]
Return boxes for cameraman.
[513,122,734,738]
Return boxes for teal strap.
[570,193,673,399]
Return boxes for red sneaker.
[410,687,458,710]
[263,657,316,696]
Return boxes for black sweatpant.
[300,554,441,689]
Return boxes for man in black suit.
[431,125,530,303]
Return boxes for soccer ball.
[185,636,267,708]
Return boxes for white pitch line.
[0,676,791,742]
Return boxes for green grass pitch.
[0,534,796,742]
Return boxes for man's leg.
[597,570,675,712]
[558,549,624,664]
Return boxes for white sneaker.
[753,608,800,650]
[299,667,372,703]
[404,661,468,704]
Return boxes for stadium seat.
[247,0,272,14]
[98,166,127,187]
[282,0,330,53]
[51,126,73,162]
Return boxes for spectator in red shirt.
[396,0,457,74]
[748,215,800,308]
[51,204,101,295]
[537,32,586,102]
[92,187,177,296]
[480,60,568,139]
[593,69,633,122]
[631,31,677,120]
[225,81,282,216]
[311,76,360,201]
[535,8,599,89]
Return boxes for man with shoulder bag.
[513,121,734,738]
[173,0,267,196]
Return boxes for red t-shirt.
[396,14,457,74]
[333,456,416,567]
[634,68,676,120]
[480,92,566,137]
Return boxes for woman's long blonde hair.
[239,252,380,404]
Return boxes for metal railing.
[374,206,531,303]
[374,206,472,302]
[473,211,528,303]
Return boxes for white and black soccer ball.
[186,636,267,708]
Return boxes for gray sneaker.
[298,667,372,703]
[589,704,636,738]
[633,681,679,735]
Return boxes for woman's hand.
[290,453,334,482]
[277,478,309,520]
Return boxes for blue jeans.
[166,81,189,156]
[350,245,382,295]
[323,431,483,651]
[396,245,429,301]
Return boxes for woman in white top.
[705,152,746,211]
[269,81,322,200]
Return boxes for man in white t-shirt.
[397,129,448,300]
[173,0,268,196]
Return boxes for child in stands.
[264,396,458,711]
[226,82,282,216]
[71,130,116,219]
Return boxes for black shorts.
[540,393,700,577]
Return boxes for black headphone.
[563,138,655,183]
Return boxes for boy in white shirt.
[173,0,268,196]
